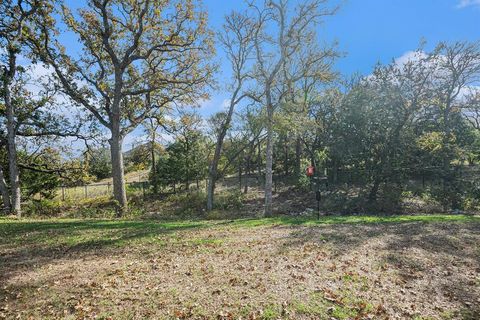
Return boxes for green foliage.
[150,114,208,191]
[86,148,111,180]
[24,199,64,217]
[19,148,62,199]
[150,152,178,190]
[162,191,207,217]
[213,190,244,210]
[297,159,313,191]
[144,188,246,220]
[21,170,59,199]
[124,143,152,173]
[280,46,480,213]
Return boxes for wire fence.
[25,174,277,203]
[26,181,150,202]
[11,165,480,206]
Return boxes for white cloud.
[456,0,480,8]
[221,99,231,109]
[24,63,54,96]
[388,50,480,103]
[458,85,480,102]
[394,50,427,67]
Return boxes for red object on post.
[306,165,315,177]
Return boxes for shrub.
[157,191,207,217]
[214,190,244,210]
[24,199,64,217]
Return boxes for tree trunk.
[284,134,289,175]
[244,145,252,194]
[368,178,381,203]
[109,132,127,216]
[264,100,274,217]
[206,174,216,211]
[257,141,262,183]
[239,157,243,191]
[4,61,21,217]
[151,135,158,194]
[206,94,238,210]
[442,106,452,210]
[294,136,302,179]
[244,170,249,194]
[0,164,11,212]
[332,158,338,185]
[185,137,190,191]
[151,137,156,175]
[207,136,224,211]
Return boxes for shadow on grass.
[0,218,208,286]
[1,214,479,318]
[262,214,480,262]
[226,213,480,228]
[270,215,480,318]
[1,214,478,292]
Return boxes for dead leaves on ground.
[1,223,480,319]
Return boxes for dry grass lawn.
[0,215,479,319]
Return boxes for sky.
[177,0,480,117]
[200,0,480,101]
[50,0,480,150]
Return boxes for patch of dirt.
[1,221,479,319]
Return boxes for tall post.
[317,192,320,220]
[239,161,242,191]
[62,186,65,201]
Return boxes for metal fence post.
[62,186,65,201]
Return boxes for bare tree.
[32,0,215,215]
[206,12,254,211]
[248,0,338,216]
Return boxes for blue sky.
[57,0,480,149]
[199,0,480,115]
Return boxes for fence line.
[18,164,480,203]
[23,181,149,202]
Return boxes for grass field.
[1,214,479,319]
